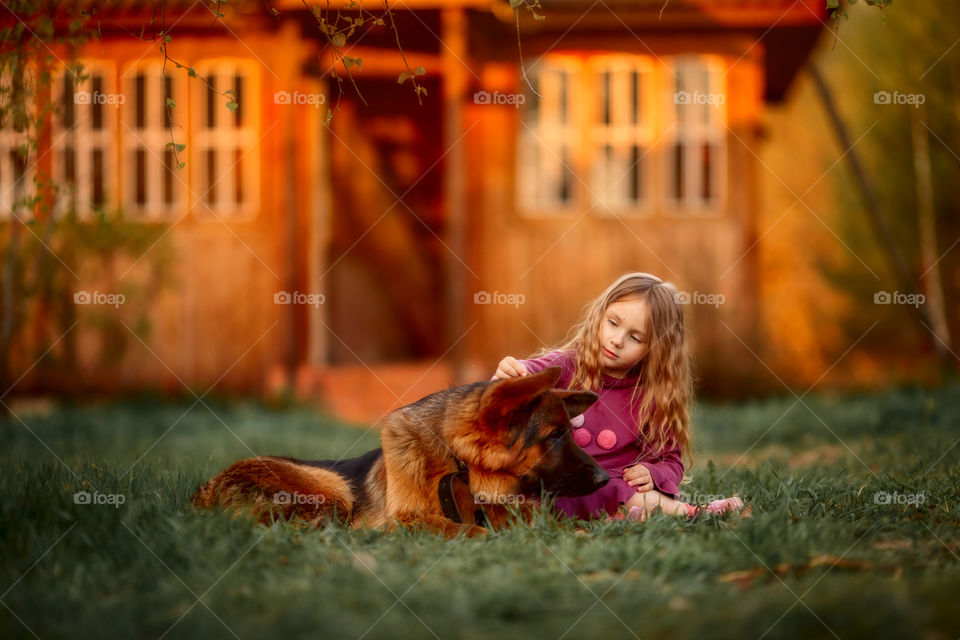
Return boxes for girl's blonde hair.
[538,272,694,469]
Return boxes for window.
[0,70,33,219]
[122,63,185,219]
[52,63,117,216]
[666,56,725,213]
[517,53,726,217]
[192,60,259,218]
[517,57,579,213]
[589,57,652,213]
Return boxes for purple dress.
[520,350,685,520]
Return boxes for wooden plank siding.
[1,0,825,402]
[18,23,328,394]
[460,33,768,383]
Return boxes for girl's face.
[598,295,650,378]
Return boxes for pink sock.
[684,497,744,518]
[705,496,744,515]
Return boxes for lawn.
[1,384,958,640]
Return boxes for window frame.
[191,59,260,221]
[586,55,655,217]
[515,52,728,219]
[120,61,187,221]
[51,61,118,218]
[516,55,582,217]
[0,69,35,220]
[663,54,727,217]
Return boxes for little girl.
[492,272,743,521]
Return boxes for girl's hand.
[624,464,654,493]
[492,356,528,380]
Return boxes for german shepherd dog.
[192,367,609,537]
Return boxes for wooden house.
[0,0,825,420]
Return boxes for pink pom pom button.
[573,428,591,447]
[596,429,617,450]
[570,414,585,428]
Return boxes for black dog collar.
[438,456,488,527]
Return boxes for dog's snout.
[593,468,610,488]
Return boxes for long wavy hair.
[536,272,694,470]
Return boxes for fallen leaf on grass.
[718,554,875,589]
[808,554,873,571]
[871,539,914,551]
[717,567,768,589]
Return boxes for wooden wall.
[460,33,768,388]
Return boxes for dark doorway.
[326,77,446,364]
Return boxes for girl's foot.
[684,496,744,518]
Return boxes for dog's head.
[455,367,609,500]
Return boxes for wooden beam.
[443,6,468,383]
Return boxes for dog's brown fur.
[192,367,609,537]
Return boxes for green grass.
[1,385,959,640]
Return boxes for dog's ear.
[551,390,599,419]
[478,366,561,424]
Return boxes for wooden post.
[443,7,468,383]
[307,72,330,369]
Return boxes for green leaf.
[224,89,237,97]
[177,161,186,170]
[413,66,426,76]
[826,0,839,8]
[188,67,197,78]
[332,33,346,48]
[164,34,173,43]
[398,71,413,84]
[165,98,176,109]
[509,0,524,8]
[226,101,239,112]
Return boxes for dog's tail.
[191,456,354,527]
